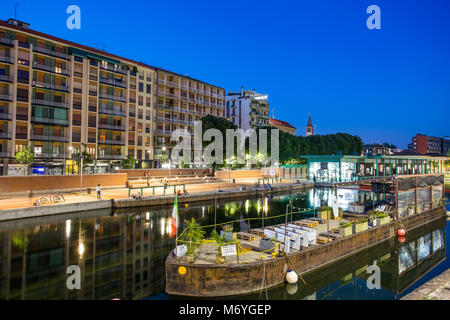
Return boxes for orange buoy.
[397,228,406,236]
[397,236,406,243]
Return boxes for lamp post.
[80,155,83,194]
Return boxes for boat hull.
[165,206,446,297]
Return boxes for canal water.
[0,190,448,300]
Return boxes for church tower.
[306,115,314,136]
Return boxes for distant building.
[363,144,392,156]
[226,88,269,131]
[411,134,447,155]
[306,116,314,136]
[269,118,296,135]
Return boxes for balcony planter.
[354,219,368,233]
[377,216,391,226]
[339,222,353,237]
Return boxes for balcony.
[15,133,27,139]
[98,105,126,117]
[74,71,83,78]
[0,151,10,158]
[31,117,69,126]
[89,74,98,81]
[99,77,127,88]
[88,122,96,128]
[0,131,11,139]
[99,92,127,103]
[0,112,12,120]
[33,46,70,60]
[158,104,179,112]
[158,91,178,99]
[72,134,81,142]
[0,75,13,83]
[99,64,127,75]
[73,102,82,110]
[98,123,126,131]
[98,139,125,146]
[89,105,97,112]
[88,137,96,143]
[0,55,14,64]
[158,79,178,88]
[0,37,14,46]
[16,114,28,121]
[32,98,69,109]
[33,61,70,76]
[32,80,70,92]
[17,77,29,84]
[30,134,68,142]
[0,94,13,102]
[97,154,124,160]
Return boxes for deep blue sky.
[2,0,449,148]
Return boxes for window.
[146,84,151,94]
[139,82,143,92]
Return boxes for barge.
[165,174,446,297]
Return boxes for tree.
[120,155,136,169]
[15,142,34,175]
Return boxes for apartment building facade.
[225,88,269,131]
[0,19,225,175]
[155,70,225,164]
[411,133,447,156]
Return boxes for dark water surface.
[0,190,448,300]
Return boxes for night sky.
[2,0,449,149]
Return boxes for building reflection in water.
[0,210,175,300]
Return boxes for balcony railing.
[99,64,127,75]
[0,94,13,102]
[0,112,12,120]
[30,134,68,142]
[158,91,178,99]
[97,154,124,160]
[98,123,126,131]
[98,139,125,145]
[0,132,11,139]
[158,105,179,111]
[158,79,178,88]
[32,80,69,92]
[0,37,14,46]
[35,153,64,158]
[33,61,70,76]
[0,55,14,64]
[99,92,127,103]
[99,77,127,88]
[98,106,126,117]
[33,46,70,60]
[32,98,69,109]
[0,75,13,82]
[0,151,10,157]
[31,117,69,126]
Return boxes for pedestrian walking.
[96,184,101,200]
[145,171,149,187]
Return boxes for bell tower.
[306,115,314,136]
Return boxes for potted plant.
[354,218,368,233]
[375,212,390,226]
[211,230,228,264]
[339,221,353,237]
[180,218,205,263]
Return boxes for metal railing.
[99,77,127,88]
[32,98,69,109]
[0,55,14,64]
[32,80,69,91]
[0,75,13,82]
[99,92,127,103]
[99,64,127,75]
[31,117,69,126]
[33,46,70,60]
[98,123,126,131]
[98,105,126,117]
[33,61,70,76]
[0,94,13,101]
[30,134,68,142]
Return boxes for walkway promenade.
[402,268,450,300]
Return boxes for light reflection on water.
[0,192,447,300]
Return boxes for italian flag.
[169,194,179,238]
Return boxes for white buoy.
[286,269,298,284]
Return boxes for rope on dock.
[284,253,317,291]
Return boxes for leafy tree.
[120,155,136,169]
[76,144,94,166]
[15,142,34,175]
